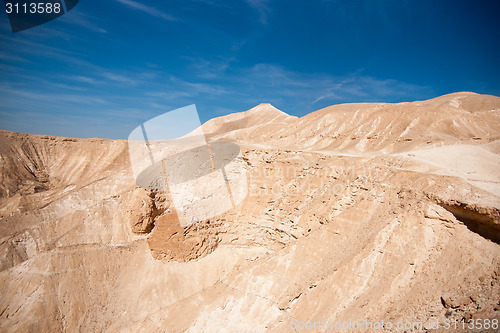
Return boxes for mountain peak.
[247,103,287,115]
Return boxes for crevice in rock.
[438,201,500,244]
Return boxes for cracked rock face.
[1,92,500,332]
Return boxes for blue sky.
[0,0,499,138]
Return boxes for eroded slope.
[1,92,499,332]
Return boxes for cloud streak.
[203,63,431,113]
[245,0,270,24]
[0,57,431,139]
[102,72,137,85]
[59,11,108,33]
[115,0,177,21]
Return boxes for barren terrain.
[1,92,499,332]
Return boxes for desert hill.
[0,92,499,332]
[204,92,500,152]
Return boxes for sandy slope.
[0,92,499,332]
[399,144,500,196]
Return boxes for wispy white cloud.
[64,75,99,85]
[0,32,98,73]
[171,77,229,95]
[51,83,88,91]
[0,85,108,105]
[0,53,431,138]
[59,11,107,33]
[214,64,431,113]
[245,0,270,24]
[115,0,177,21]
[147,90,192,100]
[185,56,233,79]
[64,69,161,87]
[102,72,137,85]
[0,52,29,63]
